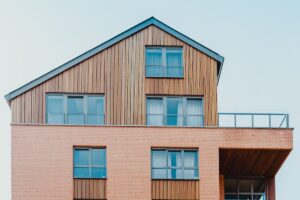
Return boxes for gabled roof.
[4,17,224,102]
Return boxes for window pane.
[225,179,238,193]
[168,169,182,179]
[168,151,181,167]
[47,95,64,124]
[74,167,89,178]
[91,168,106,178]
[74,149,89,166]
[47,114,64,124]
[186,99,203,127]
[152,169,167,179]
[253,179,266,193]
[166,98,183,126]
[147,98,163,126]
[87,114,104,125]
[146,49,163,77]
[238,194,252,200]
[92,149,106,166]
[166,50,183,77]
[68,96,83,113]
[253,194,266,200]
[88,96,104,114]
[184,151,197,168]
[67,114,84,124]
[152,150,167,168]
[239,179,252,193]
[183,169,198,179]
[225,194,238,200]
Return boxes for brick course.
[11,125,293,200]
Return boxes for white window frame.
[145,46,184,78]
[146,96,204,127]
[151,148,199,180]
[46,94,105,125]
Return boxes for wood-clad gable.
[10,25,218,126]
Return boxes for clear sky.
[0,0,299,199]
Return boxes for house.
[5,17,293,200]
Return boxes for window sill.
[146,76,184,79]
[73,177,107,180]
[152,178,199,181]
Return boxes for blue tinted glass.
[168,169,182,179]
[88,97,104,114]
[152,150,167,168]
[74,149,89,166]
[91,168,106,178]
[67,114,84,124]
[47,114,64,124]
[87,115,104,125]
[184,151,198,168]
[146,49,163,77]
[183,169,198,179]
[92,149,106,166]
[74,167,89,178]
[167,99,183,126]
[68,97,83,113]
[47,95,64,114]
[152,169,167,179]
[168,151,181,167]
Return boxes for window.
[224,178,266,200]
[74,148,106,178]
[146,47,183,77]
[46,94,104,125]
[147,97,203,127]
[151,149,198,180]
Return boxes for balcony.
[218,112,289,128]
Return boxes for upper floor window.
[146,47,183,78]
[146,96,203,127]
[152,148,198,180]
[74,147,106,178]
[46,94,104,125]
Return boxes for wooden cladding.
[10,25,218,126]
[152,180,199,200]
[73,179,106,199]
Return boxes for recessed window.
[147,96,203,127]
[146,47,183,78]
[224,178,266,200]
[46,94,104,125]
[152,149,198,180]
[74,148,106,178]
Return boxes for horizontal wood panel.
[73,179,106,199]
[219,149,290,177]
[152,180,199,200]
[10,25,218,126]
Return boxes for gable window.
[146,47,183,78]
[46,94,104,125]
[74,147,106,178]
[152,149,198,180]
[146,96,203,127]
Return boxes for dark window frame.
[145,46,184,78]
[146,96,204,127]
[46,94,105,125]
[73,147,107,179]
[151,148,199,180]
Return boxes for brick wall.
[11,125,292,200]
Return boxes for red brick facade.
[11,125,292,200]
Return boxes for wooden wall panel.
[73,179,106,199]
[151,180,199,200]
[10,25,218,126]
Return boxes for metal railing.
[218,113,289,128]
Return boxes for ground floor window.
[224,178,266,200]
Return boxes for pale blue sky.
[0,0,299,199]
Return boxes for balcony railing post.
[286,113,289,128]
[268,114,272,128]
[234,114,237,127]
[251,114,254,127]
